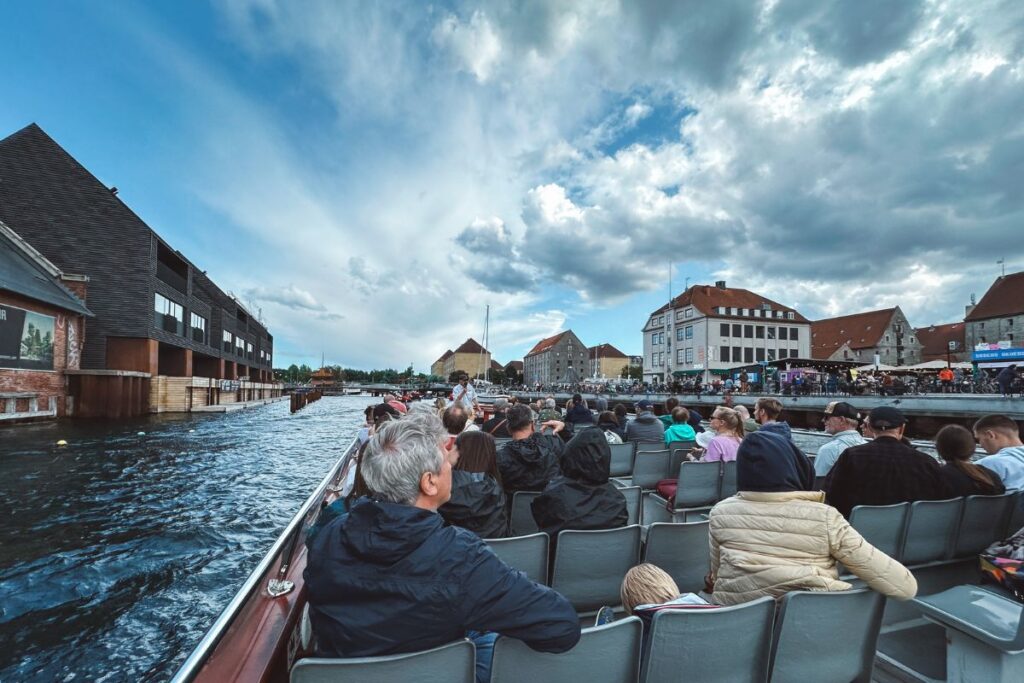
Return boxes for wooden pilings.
[290,389,322,413]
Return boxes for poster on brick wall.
[0,304,55,370]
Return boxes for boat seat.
[848,502,910,561]
[509,491,541,536]
[491,616,642,683]
[609,442,636,477]
[620,486,641,525]
[635,441,666,454]
[901,498,963,567]
[551,525,641,614]
[641,521,710,594]
[955,493,1017,558]
[291,639,475,683]
[485,532,549,585]
[631,450,672,490]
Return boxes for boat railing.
[169,437,361,683]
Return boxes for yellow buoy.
[56,439,68,447]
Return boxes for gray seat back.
[551,525,642,612]
[633,450,672,490]
[955,493,1016,557]
[609,442,636,477]
[675,461,720,509]
[642,521,710,594]
[668,440,697,475]
[491,616,642,683]
[641,596,775,683]
[901,498,964,565]
[769,589,885,683]
[913,585,1024,652]
[291,639,475,683]
[1009,491,1024,534]
[636,441,666,453]
[510,491,541,536]
[620,486,642,525]
[485,532,549,585]
[848,502,910,560]
[720,460,738,499]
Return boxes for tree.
[287,364,300,382]
[489,368,506,385]
[622,364,643,381]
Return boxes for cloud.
[245,285,327,312]
[433,10,503,83]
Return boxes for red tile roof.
[504,360,523,371]
[965,272,1024,321]
[650,284,809,323]
[454,338,488,354]
[915,322,965,360]
[810,308,895,358]
[526,331,568,356]
[589,343,627,359]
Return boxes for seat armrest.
[913,586,1024,653]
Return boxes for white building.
[641,281,812,384]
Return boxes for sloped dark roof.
[454,338,488,354]
[0,222,92,316]
[490,359,503,370]
[526,331,568,356]
[434,349,454,364]
[504,360,523,371]
[589,343,627,359]
[810,308,895,358]
[966,272,1024,321]
[650,284,809,323]
[915,322,965,359]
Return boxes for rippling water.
[0,395,373,682]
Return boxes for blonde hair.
[620,563,680,615]
[712,407,745,438]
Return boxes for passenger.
[357,406,375,445]
[530,427,628,536]
[564,393,595,427]
[824,407,951,518]
[734,405,759,434]
[973,414,1024,490]
[753,397,793,441]
[935,424,1005,497]
[537,397,561,422]
[598,410,626,443]
[813,402,866,479]
[664,407,697,446]
[451,373,480,412]
[442,404,475,451]
[496,404,565,493]
[626,399,665,443]
[708,431,917,606]
[687,406,705,434]
[439,431,509,539]
[620,563,680,615]
[696,407,744,462]
[595,397,609,413]
[613,402,629,427]
[433,396,448,417]
[658,397,680,429]
[481,397,512,438]
[996,365,1018,398]
[305,413,580,682]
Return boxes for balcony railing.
[156,261,188,294]
[155,313,184,336]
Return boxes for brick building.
[0,124,280,415]
[442,338,491,379]
[430,349,453,377]
[1,220,93,420]
[915,322,967,363]
[588,343,629,379]
[964,272,1024,350]
[523,330,588,385]
[811,307,922,366]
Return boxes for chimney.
[715,280,727,289]
[965,293,976,318]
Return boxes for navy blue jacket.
[305,498,580,658]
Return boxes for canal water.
[0,395,374,682]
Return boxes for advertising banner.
[0,304,55,370]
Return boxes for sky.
[2,1,1023,372]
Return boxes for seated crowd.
[311,390,1024,682]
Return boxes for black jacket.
[688,409,705,434]
[824,436,953,518]
[498,434,564,493]
[598,419,626,441]
[531,428,628,536]
[482,411,512,438]
[439,470,509,539]
[305,498,580,658]
[939,464,1005,498]
[565,403,595,426]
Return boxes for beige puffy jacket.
[708,490,917,606]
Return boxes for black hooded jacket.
[737,431,815,493]
[531,427,628,536]
[439,470,509,539]
[305,498,580,658]
[498,433,564,493]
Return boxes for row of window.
[155,293,270,364]
[719,323,800,341]
[718,346,799,363]
[714,306,795,320]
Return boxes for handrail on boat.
[169,437,361,683]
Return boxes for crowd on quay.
[303,373,1024,682]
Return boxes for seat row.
[291,588,888,683]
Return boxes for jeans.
[467,630,499,683]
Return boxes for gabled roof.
[490,359,503,370]
[504,360,523,371]
[454,338,488,354]
[915,322,965,358]
[0,220,92,316]
[649,284,809,323]
[434,349,454,364]
[965,272,1024,321]
[589,343,627,359]
[810,308,896,358]
[526,331,568,356]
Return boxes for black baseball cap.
[637,399,654,410]
[868,406,907,430]
[824,401,860,421]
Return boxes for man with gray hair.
[306,413,580,681]
[482,396,512,437]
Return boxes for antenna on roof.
[998,258,1005,277]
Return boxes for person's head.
[407,401,436,417]
[458,373,470,386]
[599,410,618,426]
[867,406,907,439]
[822,401,860,435]
[493,397,508,412]
[453,430,501,484]
[671,406,690,424]
[614,403,628,420]
[560,427,612,484]
[935,424,976,463]
[736,430,814,493]
[665,396,679,412]
[621,564,679,615]
[433,397,447,410]
[544,397,556,409]
[507,403,535,435]
[733,405,750,421]
[710,406,744,438]
[754,397,782,424]
[361,413,451,510]
[637,399,655,414]
[595,397,608,412]
[363,405,374,426]
[973,414,1023,454]
[572,393,583,406]
[442,404,469,435]
[373,402,399,428]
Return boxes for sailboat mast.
[484,305,490,383]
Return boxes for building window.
[768,326,776,339]
[658,316,664,325]
[732,323,741,337]
[731,346,741,362]
[744,325,753,338]
[729,307,738,315]
[154,293,184,335]
[682,325,691,340]
[677,327,685,341]
[236,336,245,357]
[716,306,726,314]
[720,323,730,337]
[677,349,685,364]
[790,328,799,341]
[685,348,693,363]
[720,345,729,362]
[684,308,693,318]
[753,309,761,317]
[885,334,890,343]
[791,348,799,358]
[744,348,754,363]
[223,330,233,353]
[779,327,788,341]
[190,312,207,345]
[755,325,764,339]
[246,342,254,360]
[787,312,795,319]
[756,347,765,362]
[651,333,658,346]
[767,349,776,361]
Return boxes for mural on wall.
[59,314,81,370]
[0,304,55,370]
